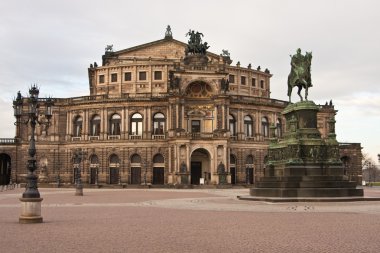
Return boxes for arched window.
[153,113,165,135]
[90,115,101,136]
[109,114,121,135]
[109,154,119,164]
[73,116,83,137]
[246,155,254,165]
[229,115,236,137]
[261,117,269,137]
[131,113,143,136]
[153,154,164,163]
[276,118,282,138]
[230,155,236,165]
[244,115,253,137]
[90,155,99,165]
[131,154,141,163]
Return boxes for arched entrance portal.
[190,148,210,185]
[0,154,11,185]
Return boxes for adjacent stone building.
[0,27,362,186]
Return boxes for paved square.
[1,187,380,252]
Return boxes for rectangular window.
[111,73,117,82]
[99,75,105,84]
[229,122,236,136]
[139,71,147,81]
[124,72,132,81]
[241,76,246,85]
[154,71,162,80]
[260,80,264,89]
[252,78,256,87]
[229,75,235,83]
[191,120,201,133]
[153,122,165,134]
[244,123,253,137]
[132,122,143,135]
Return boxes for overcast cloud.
[0,0,379,162]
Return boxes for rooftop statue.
[221,49,230,57]
[105,44,113,53]
[287,48,312,102]
[165,25,173,39]
[185,30,210,55]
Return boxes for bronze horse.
[287,51,312,102]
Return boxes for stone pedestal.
[250,101,363,199]
[218,173,228,185]
[19,198,43,224]
[75,184,83,196]
[176,172,190,185]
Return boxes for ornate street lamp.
[73,149,85,196]
[13,85,54,223]
[142,160,147,186]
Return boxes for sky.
[0,0,379,163]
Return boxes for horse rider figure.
[287,48,312,102]
[185,30,209,55]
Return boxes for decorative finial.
[165,25,173,39]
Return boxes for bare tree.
[362,153,380,184]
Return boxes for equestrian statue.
[287,48,312,102]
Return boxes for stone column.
[144,107,148,139]
[102,108,107,140]
[181,103,185,130]
[186,145,190,173]
[83,110,88,140]
[124,107,129,139]
[222,105,225,129]
[147,107,152,139]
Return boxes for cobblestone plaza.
[1,187,380,252]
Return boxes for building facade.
[0,28,362,186]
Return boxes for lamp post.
[95,166,99,186]
[143,160,147,186]
[13,85,53,223]
[73,149,85,196]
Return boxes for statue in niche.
[220,78,229,93]
[217,162,226,174]
[180,162,187,173]
[169,71,180,89]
